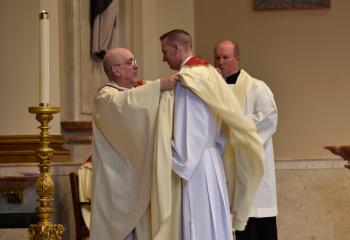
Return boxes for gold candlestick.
[28,105,64,240]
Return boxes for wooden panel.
[0,135,70,163]
[61,121,92,144]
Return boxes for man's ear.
[111,66,120,77]
[174,42,180,52]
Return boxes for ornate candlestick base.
[28,105,65,240]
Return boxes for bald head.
[214,40,240,58]
[102,48,138,88]
[214,40,240,78]
[103,48,133,75]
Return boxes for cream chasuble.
[91,80,170,240]
[151,91,182,240]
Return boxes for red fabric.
[85,155,92,163]
[133,80,144,87]
[184,56,209,67]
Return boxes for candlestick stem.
[28,105,64,240]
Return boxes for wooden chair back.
[69,172,90,240]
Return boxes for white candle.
[39,11,49,104]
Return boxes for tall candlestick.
[39,11,49,105]
[28,105,64,239]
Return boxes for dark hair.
[160,29,192,50]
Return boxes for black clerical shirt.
[226,70,241,84]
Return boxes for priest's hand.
[160,74,179,91]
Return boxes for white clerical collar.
[180,56,194,68]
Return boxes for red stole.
[184,56,209,67]
[133,80,144,87]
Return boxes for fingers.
[160,74,180,91]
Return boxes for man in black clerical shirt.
[214,40,279,240]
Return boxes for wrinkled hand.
[160,74,179,91]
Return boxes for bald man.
[90,48,178,240]
[214,40,278,240]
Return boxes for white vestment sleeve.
[246,82,277,146]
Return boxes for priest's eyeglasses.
[115,58,138,67]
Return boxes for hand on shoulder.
[160,74,180,91]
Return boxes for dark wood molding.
[324,145,350,170]
[254,0,330,11]
[324,146,350,160]
[61,121,92,132]
[0,176,37,203]
[61,121,92,144]
[0,135,70,163]
[64,136,93,144]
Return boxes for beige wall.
[0,1,62,135]
[132,0,194,79]
[0,1,39,135]
[194,0,350,159]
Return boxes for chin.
[170,65,179,71]
[222,72,229,78]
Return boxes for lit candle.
[39,11,49,105]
